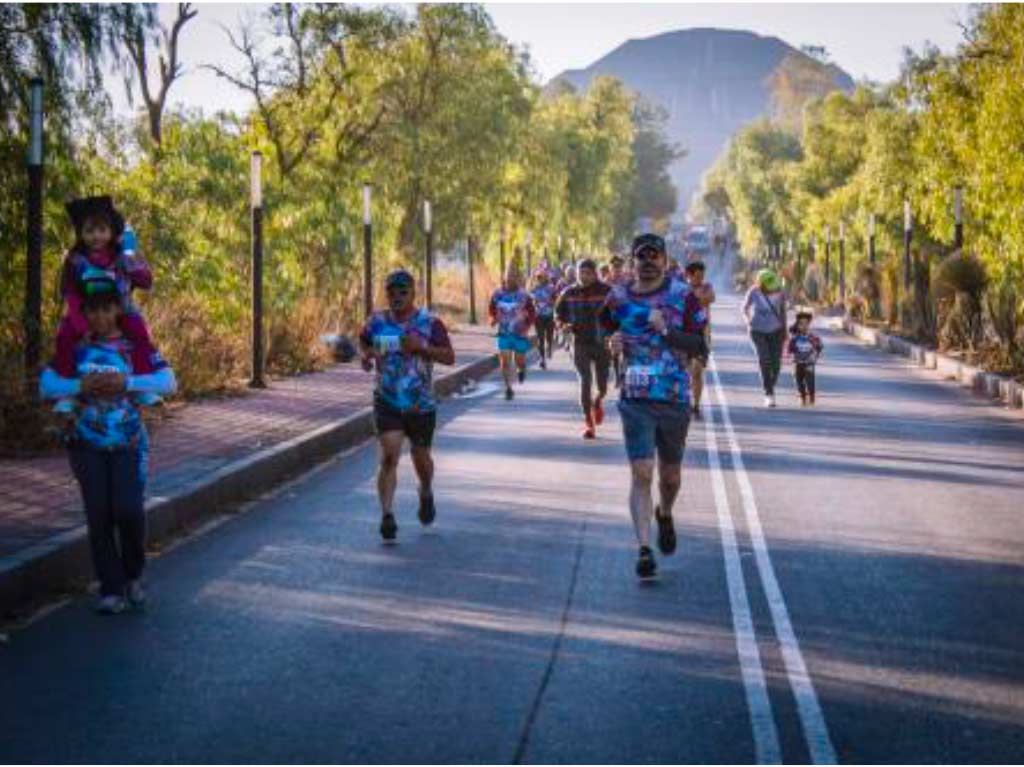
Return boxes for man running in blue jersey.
[603,234,707,579]
[360,270,455,543]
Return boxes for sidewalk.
[0,326,497,610]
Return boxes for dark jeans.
[572,341,610,415]
[795,363,816,397]
[535,316,555,359]
[751,329,784,395]
[69,445,147,596]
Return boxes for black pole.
[824,231,831,294]
[839,224,846,303]
[954,186,964,250]
[904,200,912,291]
[363,183,373,318]
[526,236,532,276]
[250,151,265,388]
[869,214,876,266]
[24,78,44,391]
[467,234,477,325]
[424,200,433,310]
[499,229,507,277]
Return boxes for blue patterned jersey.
[489,288,535,338]
[360,308,450,412]
[530,284,556,319]
[42,335,172,453]
[603,278,702,405]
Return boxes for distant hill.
[551,28,854,210]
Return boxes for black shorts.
[374,398,437,448]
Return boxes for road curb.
[840,318,1023,411]
[0,352,499,618]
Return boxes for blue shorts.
[497,334,530,355]
[618,399,691,464]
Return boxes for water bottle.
[122,224,137,257]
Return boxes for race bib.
[625,364,661,394]
[375,334,402,355]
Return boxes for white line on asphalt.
[704,401,782,764]
[709,356,838,764]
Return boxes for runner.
[529,269,557,369]
[555,258,611,439]
[684,259,716,418]
[39,272,177,614]
[488,264,536,400]
[603,234,707,579]
[359,269,455,543]
[607,254,631,385]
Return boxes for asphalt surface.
[2,260,1024,764]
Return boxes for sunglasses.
[633,248,664,262]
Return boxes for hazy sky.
[124,2,970,118]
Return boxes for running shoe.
[505,386,514,401]
[691,404,703,420]
[418,492,436,526]
[96,594,127,615]
[518,368,526,384]
[809,392,816,405]
[540,358,547,370]
[636,546,658,580]
[800,393,808,406]
[380,513,398,543]
[583,414,596,439]
[126,580,147,609]
[655,505,677,555]
[592,399,604,426]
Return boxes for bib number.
[375,334,402,355]
[625,364,659,393]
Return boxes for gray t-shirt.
[743,288,787,334]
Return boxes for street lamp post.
[839,221,846,303]
[363,183,373,318]
[467,233,477,325]
[824,227,832,296]
[24,77,44,388]
[868,213,876,266]
[954,186,964,250]
[250,151,265,388]
[904,200,913,291]
[423,200,433,309]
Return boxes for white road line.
[704,401,782,764]
[709,356,838,765]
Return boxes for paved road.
[3,266,1024,763]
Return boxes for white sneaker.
[765,394,777,408]
[127,580,147,609]
[96,594,127,615]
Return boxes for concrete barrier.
[840,318,1022,412]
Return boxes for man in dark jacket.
[555,258,612,439]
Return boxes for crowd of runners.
[41,194,824,613]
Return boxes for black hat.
[65,195,125,238]
[80,271,120,309]
[685,260,706,273]
[631,233,665,258]
[384,269,415,290]
[795,310,813,322]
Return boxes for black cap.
[384,269,415,290]
[631,233,665,258]
[795,310,813,321]
[685,260,706,273]
[65,195,125,237]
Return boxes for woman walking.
[742,269,788,408]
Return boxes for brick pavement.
[0,327,495,559]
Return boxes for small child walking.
[787,310,824,405]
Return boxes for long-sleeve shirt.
[743,288,787,334]
[40,333,175,452]
[60,247,153,335]
[555,281,612,346]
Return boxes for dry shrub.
[266,293,332,377]
[433,262,499,327]
[856,262,882,320]
[933,250,987,352]
[145,294,248,397]
[803,262,824,304]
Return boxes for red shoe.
[593,398,605,425]
[583,414,596,439]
